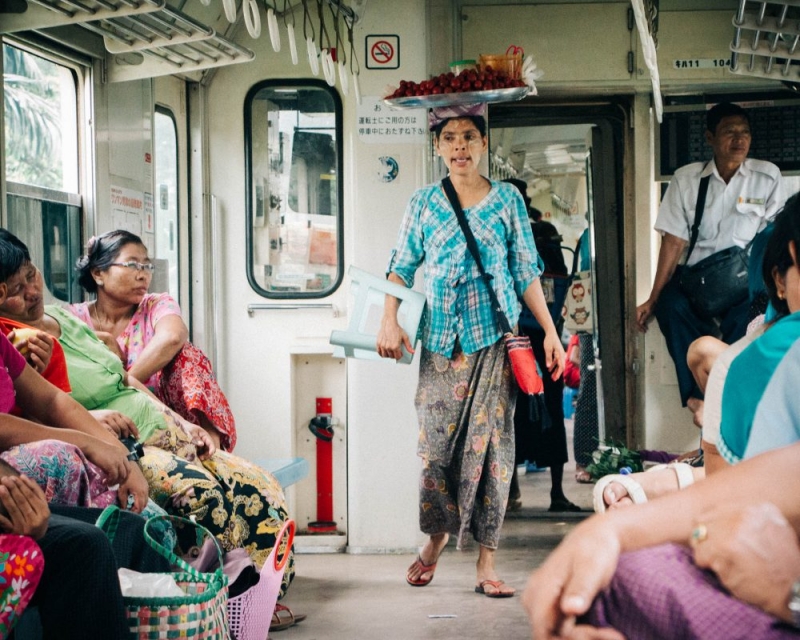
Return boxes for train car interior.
[3,0,800,638]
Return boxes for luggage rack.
[0,0,165,33]
[1,0,255,82]
[105,30,255,82]
[730,0,800,81]
[82,5,215,53]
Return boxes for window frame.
[243,78,344,300]
[3,37,90,304]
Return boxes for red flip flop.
[475,579,515,598]
[406,556,437,587]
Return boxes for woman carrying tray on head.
[377,103,565,597]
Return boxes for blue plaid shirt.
[387,180,543,357]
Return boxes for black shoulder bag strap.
[685,173,711,264]
[571,232,582,277]
[441,176,513,335]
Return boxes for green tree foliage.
[3,44,64,189]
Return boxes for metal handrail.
[247,303,336,317]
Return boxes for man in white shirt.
[636,102,785,425]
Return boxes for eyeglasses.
[110,262,155,273]
[437,133,483,149]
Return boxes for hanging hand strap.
[441,176,513,335]
[685,173,711,265]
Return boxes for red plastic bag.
[505,333,545,427]
[504,334,544,395]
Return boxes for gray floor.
[275,420,594,640]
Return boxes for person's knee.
[687,336,723,369]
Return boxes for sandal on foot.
[475,579,515,598]
[592,474,647,513]
[548,498,582,512]
[406,556,437,587]
[575,468,593,484]
[270,604,307,631]
[592,463,695,513]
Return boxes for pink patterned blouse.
[69,292,182,391]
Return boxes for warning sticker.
[365,35,399,70]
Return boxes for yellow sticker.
[738,197,765,205]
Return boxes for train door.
[489,100,631,447]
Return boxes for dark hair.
[706,102,749,134]
[0,229,32,283]
[762,193,800,319]
[533,221,562,243]
[529,206,543,223]
[431,115,487,139]
[76,229,145,294]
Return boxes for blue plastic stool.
[563,386,577,419]
[329,266,425,364]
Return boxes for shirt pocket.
[732,200,766,246]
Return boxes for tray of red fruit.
[383,67,530,109]
[384,86,529,109]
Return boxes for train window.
[3,43,78,192]
[154,107,180,299]
[3,42,83,303]
[244,79,343,298]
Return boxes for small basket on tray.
[478,45,524,79]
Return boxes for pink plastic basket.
[227,519,295,640]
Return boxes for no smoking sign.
[365,34,399,69]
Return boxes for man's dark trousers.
[654,269,750,406]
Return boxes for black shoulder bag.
[441,177,547,424]
[677,174,751,319]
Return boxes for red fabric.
[157,342,237,451]
[0,318,71,416]
[505,334,544,395]
[564,334,581,389]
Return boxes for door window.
[245,79,343,298]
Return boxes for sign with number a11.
[673,58,731,69]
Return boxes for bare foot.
[575,465,592,483]
[687,397,704,428]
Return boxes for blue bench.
[255,457,309,488]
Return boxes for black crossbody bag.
[678,174,752,319]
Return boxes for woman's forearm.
[127,315,187,382]
[0,413,100,451]
[126,374,162,403]
[14,367,122,448]
[521,279,557,336]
